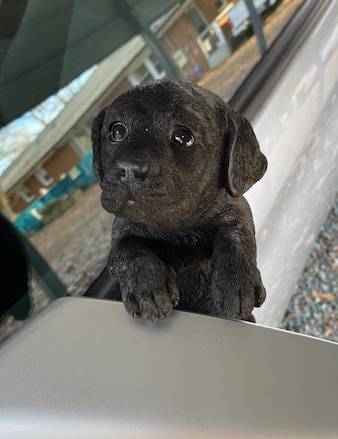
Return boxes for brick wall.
[24,175,41,197]
[160,12,209,81]
[90,2,223,101]
[7,144,81,214]
[7,175,42,213]
[8,192,26,214]
[158,1,225,81]
[195,0,219,22]
[43,144,81,181]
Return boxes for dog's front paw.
[212,266,266,321]
[122,269,179,321]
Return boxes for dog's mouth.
[126,194,136,206]
[101,186,147,214]
[100,181,175,220]
[101,186,129,214]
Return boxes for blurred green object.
[0,293,32,324]
[0,213,32,322]
[1,211,69,327]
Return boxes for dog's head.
[92,80,267,227]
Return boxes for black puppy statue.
[92,80,267,322]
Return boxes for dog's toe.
[222,291,241,318]
[166,276,180,307]
[240,290,256,316]
[124,293,141,318]
[121,271,179,321]
[138,294,161,321]
[242,313,256,323]
[153,291,174,318]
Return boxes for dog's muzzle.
[116,161,149,183]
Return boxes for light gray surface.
[247,0,338,326]
[1,297,338,439]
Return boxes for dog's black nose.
[117,161,149,181]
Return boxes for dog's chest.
[148,230,214,272]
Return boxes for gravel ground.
[281,193,338,342]
[30,184,113,297]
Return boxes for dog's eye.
[172,127,194,147]
[109,122,128,142]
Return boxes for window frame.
[35,168,54,187]
[18,186,35,203]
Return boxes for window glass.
[0,0,306,341]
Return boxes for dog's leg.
[175,260,212,314]
[108,238,179,321]
[210,224,266,321]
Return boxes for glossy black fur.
[92,79,267,322]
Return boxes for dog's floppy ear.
[224,110,267,197]
[91,108,106,180]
